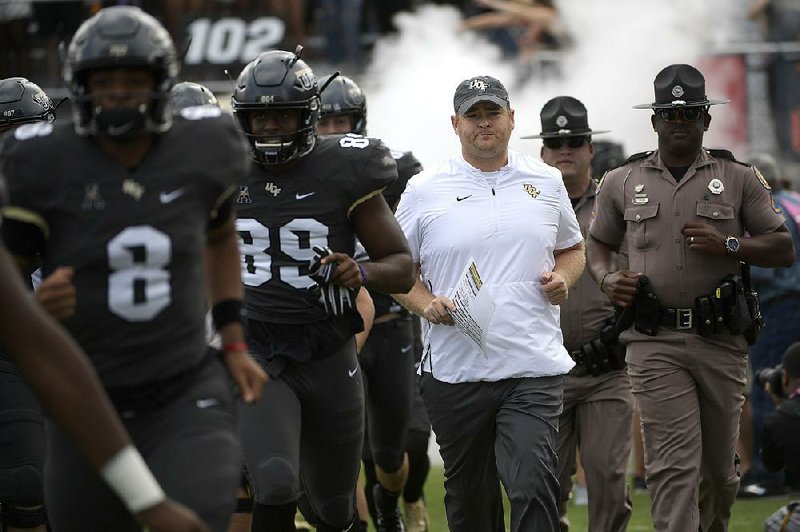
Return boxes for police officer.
[587,63,796,532]
[523,96,633,531]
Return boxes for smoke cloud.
[364,2,739,169]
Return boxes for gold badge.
[523,183,540,198]
[708,178,724,195]
[634,184,644,193]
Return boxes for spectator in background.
[366,0,414,35]
[0,1,32,79]
[590,140,626,180]
[462,0,563,60]
[319,0,364,70]
[748,0,800,164]
[761,342,800,492]
[739,153,800,496]
[31,1,86,86]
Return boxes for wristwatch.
[724,236,740,255]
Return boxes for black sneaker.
[373,484,406,532]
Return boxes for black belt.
[658,307,694,330]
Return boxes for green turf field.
[411,466,796,531]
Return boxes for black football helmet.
[319,73,367,136]
[170,81,219,112]
[232,47,320,165]
[0,78,58,132]
[62,5,179,138]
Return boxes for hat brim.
[632,98,730,109]
[520,129,611,140]
[456,95,509,115]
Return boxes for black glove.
[307,245,357,316]
[308,245,336,286]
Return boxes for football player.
[0,76,59,532]
[170,81,219,113]
[0,7,266,531]
[318,73,429,532]
[0,241,210,532]
[231,48,414,532]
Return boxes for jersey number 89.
[237,218,329,289]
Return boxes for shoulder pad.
[707,148,749,166]
[622,151,652,165]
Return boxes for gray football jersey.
[0,113,250,386]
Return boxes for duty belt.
[658,307,694,330]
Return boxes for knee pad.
[1,502,48,530]
[253,457,299,504]
[0,463,43,505]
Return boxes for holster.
[571,317,626,377]
[633,276,659,336]
[741,263,764,345]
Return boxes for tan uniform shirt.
[589,149,785,309]
[560,181,614,352]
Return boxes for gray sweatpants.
[420,372,563,532]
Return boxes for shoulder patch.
[708,148,749,166]
[622,151,652,165]
[179,104,222,120]
[389,148,405,160]
[14,122,54,140]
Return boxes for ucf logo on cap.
[469,79,488,91]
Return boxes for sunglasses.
[656,107,706,122]
[543,136,590,149]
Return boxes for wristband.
[211,299,243,330]
[357,263,367,285]
[223,342,248,353]
[101,445,165,513]
[600,272,612,292]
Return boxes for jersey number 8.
[107,226,171,322]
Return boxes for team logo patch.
[265,182,282,197]
[81,183,105,211]
[237,185,252,204]
[556,115,568,128]
[672,85,684,97]
[122,179,144,201]
[755,168,772,190]
[522,183,540,198]
[32,91,52,110]
[295,67,315,90]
